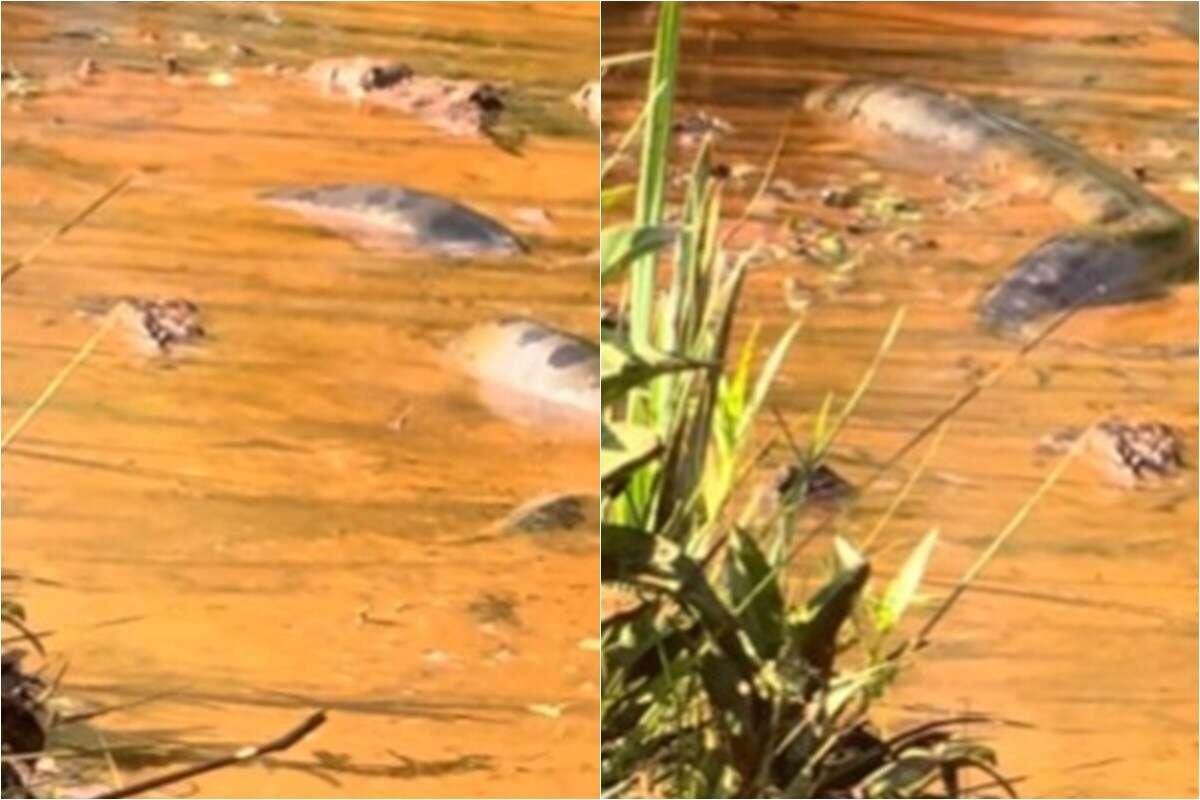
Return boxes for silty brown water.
[603,3,1195,796]
[2,3,598,797]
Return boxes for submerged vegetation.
[598,5,1082,797]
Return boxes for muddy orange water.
[603,3,1196,797]
[2,3,597,797]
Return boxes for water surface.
[3,3,598,796]
[603,3,1195,796]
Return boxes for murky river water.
[603,3,1196,797]
[3,3,597,797]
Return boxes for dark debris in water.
[1037,418,1186,486]
[77,296,207,357]
[307,56,509,140]
[504,494,590,534]
[770,460,857,506]
[672,109,734,148]
[467,591,521,628]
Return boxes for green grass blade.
[2,310,118,451]
[629,2,681,353]
[813,306,905,459]
[861,422,948,552]
[914,420,1096,647]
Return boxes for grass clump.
[599,6,1022,798]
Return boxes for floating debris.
[672,109,733,147]
[861,190,922,223]
[306,56,507,138]
[1,65,41,102]
[769,460,856,505]
[767,177,807,203]
[782,277,814,314]
[75,58,99,82]
[1037,418,1186,487]
[887,230,939,254]
[76,296,206,357]
[228,42,257,59]
[467,592,520,627]
[820,185,861,209]
[570,79,600,126]
[788,217,860,271]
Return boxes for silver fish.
[261,184,527,258]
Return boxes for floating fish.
[446,317,599,430]
[803,81,1197,332]
[261,184,527,258]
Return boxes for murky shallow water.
[603,3,1195,797]
[3,3,597,797]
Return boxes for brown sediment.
[603,2,1196,797]
[2,2,598,797]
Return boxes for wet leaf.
[877,529,938,634]
[601,421,661,492]
[601,224,675,282]
[600,333,707,406]
[794,545,869,677]
[723,530,784,660]
[602,183,636,211]
[601,523,657,582]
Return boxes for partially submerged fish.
[445,318,600,542]
[76,296,205,357]
[802,81,1197,332]
[306,56,506,138]
[260,184,527,258]
[446,317,599,427]
[447,492,598,550]
[1038,418,1186,487]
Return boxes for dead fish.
[1038,418,1186,488]
[76,296,205,357]
[447,492,598,551]
[497,493,597,535]
[445,321,599,546]
[260,184,527,258]
[306,56,505,138]
[495,493,598,554]
[802,81,1196,333]
[446,318,599,423]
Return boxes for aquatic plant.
[599,6,1034,797]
